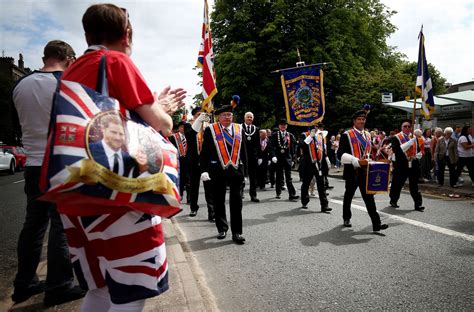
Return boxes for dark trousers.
[275,158,296,196]
[300,164,328,209]
[437,156,457,187]
[210,169,244,234]
[189,163,214,217]
[269,162,276,186]
[242,160,258,198]
[14,167,73,293]
[455,156,474,183]
[178,157,190,202]
[389,161,423,208]
[420,148,432,180]
[256,161,268,189]
[343,169,381,228]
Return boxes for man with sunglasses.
[389,119,425,211]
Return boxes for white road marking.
[328,198,474,243]
[13,179,25,184]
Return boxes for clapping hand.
[156,86,187,115]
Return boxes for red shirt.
[62,49,154,110]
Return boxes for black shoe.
[276,194,281,199]
[327,185,334,190]
[12,281,46,303]
[250,197,260,203]
[321,207,332,213]
[189,211,197,217]
[343,220,352,227]
[373,224,389,232]
[208,214,215,222]
[43,285,86,307]
[232,234,246,244]
[301,203,308,209]
[289,195,300,201]
[217,231,227,239]
[390,201,399,208]
[415,206,425,211]
[270,184,274,188]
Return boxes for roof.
[437,90,474,102]
[383,90,473,113]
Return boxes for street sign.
[381,92,393,103]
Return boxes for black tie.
[113,153,119,174]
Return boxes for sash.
[396,133,425,158]
[346,129,371,160]
[197,131,203,155]
[173,133,187,157]
[210,123,242,169]
[305,131,323,163]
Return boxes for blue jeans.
[14,167,73,293]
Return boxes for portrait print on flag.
[280,65,325,126]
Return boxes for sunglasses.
[402,125,412,128]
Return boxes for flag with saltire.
[197,0,217,113]
[416,27,435,119]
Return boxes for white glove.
[400,138,416,153]
[291,161,294,166]
[321,130,328,139]
[304,135,313,145]
[245,177,248,182]
[268,160,271,166]
[326,156,331,168]
[200,172,211,181]
[258,159,262,165]
[272,157,278,164]
[415,152,423,159]
[191,113,209,132]
[341,153,360,168]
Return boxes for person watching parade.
[337,110,388,232]
[200,104,248,244]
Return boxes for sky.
[0,0,472,112]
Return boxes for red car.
[3,146,27,170]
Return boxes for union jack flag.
[40,80,182,218]
[197,0,217,113]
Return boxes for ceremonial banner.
[365,161,391,194]
[416,28,435,119]
[280,65,325,126]
[197,0,217,113]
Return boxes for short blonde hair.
[444,127,453,134]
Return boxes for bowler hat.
[214,104,233,115]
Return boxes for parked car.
[3,146,27,171]
[0,146,16,174]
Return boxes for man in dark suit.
[169,121,190,204]
[185,107,214,219]
[200,104,247,244]
[257,129,271,190]
[241,111,261,202]
[270,119,299,201]
[299,126,331,212]
[89,113,135,176]
[389,119,425,211]
[337,110,388,232]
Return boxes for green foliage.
[206,0,447,133]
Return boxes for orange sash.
[305,131,323,163]
[395,133,425,158]
[210,123,242,169]
[197,131,203,155]
[346,129,371,160]
[173,133,187,157]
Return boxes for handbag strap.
[96,54,108,96]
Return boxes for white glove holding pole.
[258,159,263,165]
[272,157,278,164]
[415,152,423,159]
[341,153,360,168]
[200,172,211,181]
[304,135,313,145]
[191,113,209,132]
[267,160,271,166]
[401,138,416,153]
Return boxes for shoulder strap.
[96,55,108,96]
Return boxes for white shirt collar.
[101,140,123,171]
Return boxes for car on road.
[0,146,16,174]
[2,146,27,171]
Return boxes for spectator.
[453,125,462,140]
[430,127,443,183]
[420,128,433,181]
[434,127,458,187]
[455,126,474,186]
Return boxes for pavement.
[3,167,471,311]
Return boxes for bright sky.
[0,0,472,112]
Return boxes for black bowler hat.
[178,121,187,127]
[191,106,202,116]
[278,118,288,125]
[214,104,233,115]
[400,118,412,125]
[351,110,367,120]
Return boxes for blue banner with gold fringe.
[280,65,324,126]
[366,161,391,194]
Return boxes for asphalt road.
[175,173,474,311]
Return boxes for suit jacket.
[435,137,458,164]
[184,123,200,165]
[259,137,271,163]
[298,132,322,172]
[337,130,364,181]
[242,124,261,165]
[89,141,135,176]
[200,123,248,178]
[270,130,297,165]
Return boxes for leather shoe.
[301,203,308,209]
[43,285,86,307]
[232,234,246,244]
[289,195,300,201]
[217,231,227,239]
[321,207,332,213]
[415,206,425,211]
[250,197,260,203]
[326,185,334,190]
[189,211,197,217]
[275,194,281,199]
[343,220,352,227]
[373,223,389,232]
[12,281,45,303]
[390,201,399,208]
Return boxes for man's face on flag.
[103,122,126,151]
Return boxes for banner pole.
[411,91,417,135]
